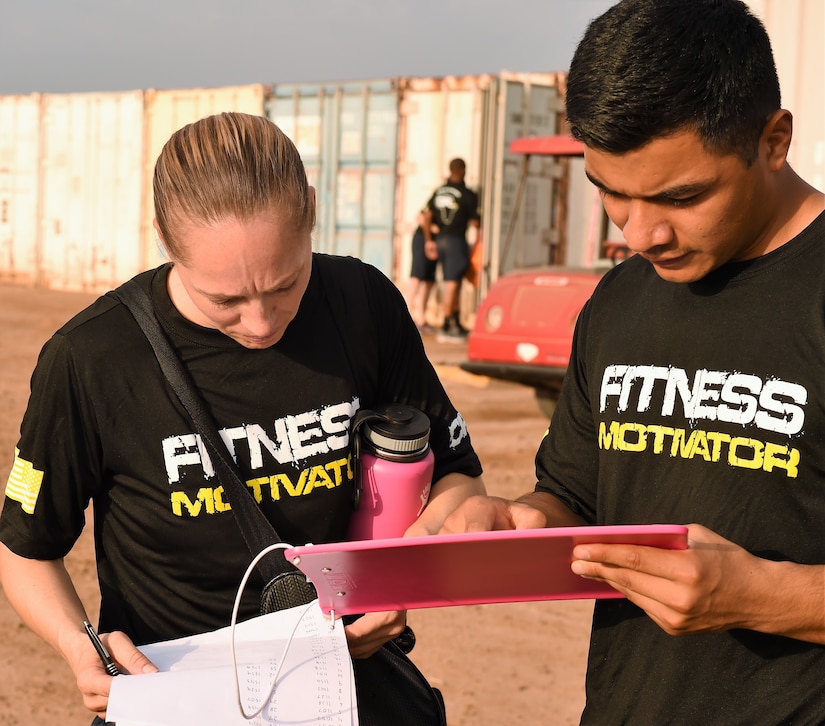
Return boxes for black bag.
[110,275,447,726]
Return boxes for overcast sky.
[0,0,616,95]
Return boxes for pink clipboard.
[284,524,688,615]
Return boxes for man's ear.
[760,109,793,171]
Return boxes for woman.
[0,112,485,722]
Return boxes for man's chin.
[649,257,710,284]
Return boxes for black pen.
[83,620,120,676]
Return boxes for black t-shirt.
[0,254,482,645]
[426,180,480,238]
[536,210,825,724]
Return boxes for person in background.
[422,158,482,342]
[0,112,485,724]
[407,210,439,334]
[442,0,825,723]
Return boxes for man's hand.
[439,495,548,533]
[570,523,824,639]
[344,610,408,659]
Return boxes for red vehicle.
[461,135,628,417]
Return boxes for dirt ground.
[0,282,593,726]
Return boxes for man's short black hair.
[566,0,781,163]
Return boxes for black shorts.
[410,228,438,282]
[436,234,470,282]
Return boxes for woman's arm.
[0,543,157,718]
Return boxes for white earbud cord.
[230,543,316,720]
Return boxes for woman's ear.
[153,219,169,258]
[309,186,317,229]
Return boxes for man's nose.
[622,201,673,253]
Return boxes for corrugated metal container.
[395,73,564,298]
[141,84,268,269]
[267,73,564,292]
[267,80,399,276]
[395,75,489,288]
[745,0,825,192]
[0,94,41,286]
[481,74,565,284]
[37,91,145,291]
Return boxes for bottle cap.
[363,404,430,458]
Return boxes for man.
[443,1,825,723]
[423,158,481,342]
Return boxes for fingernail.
[574,547,591,560]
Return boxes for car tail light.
[485,305,504,331]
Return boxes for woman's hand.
[74,629,158,718]
[344,610,408,659]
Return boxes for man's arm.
[405,472,487,537]
[570,523,825,644]
[0,543,157,718]
[440,489,586,534]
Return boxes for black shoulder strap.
[107,279,287,583]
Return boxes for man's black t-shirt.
[536,211,825,724]
[427,180,480,239]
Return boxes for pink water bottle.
[347,404,435,541]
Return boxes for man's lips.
[646,252,690,268]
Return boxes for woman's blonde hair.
[153,112,315,260]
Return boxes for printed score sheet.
[106,601,357,725]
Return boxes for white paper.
[107,602,357,726]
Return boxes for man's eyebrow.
[585,170,710,201]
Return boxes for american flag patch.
[5,449,44,515]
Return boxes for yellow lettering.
[325,457,347,487]
[198,487,216,514]
[303,464,335,495]
[763,442,800,478]
[246,477,268,503]
[688,430,712,461]
[646,425,675,454]
[598,421,621,450]
[170,487,222,517]
[595,421,799,478]
[671,429,699,458]
[170,491,203,517]
[728,437,764,469]
[705,432,731,462]
[617,423,646,452]
[214,485,231,512]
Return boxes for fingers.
[569,528,747,635]
[439,496,515,533]
[106,630,159,675]
[345,610,408,659]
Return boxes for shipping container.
[395,72,564,302]
[0,94,41,286]
[268,73,565,294]
[266,80,399,276]
[745,0,825,192]
[37,91,145,292]
[141,84,268,270]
